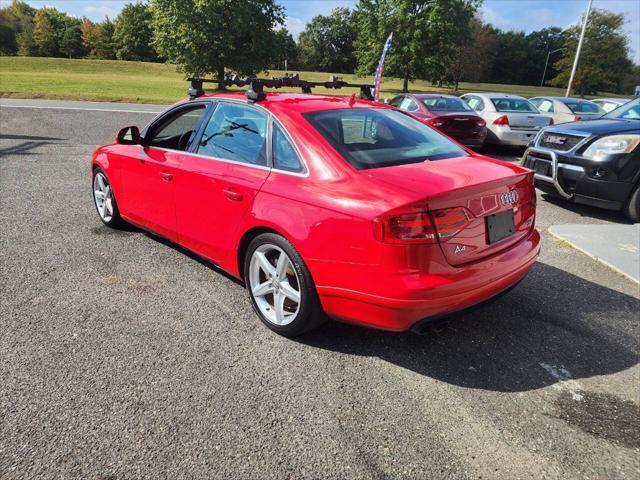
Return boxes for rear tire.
[244,233,326,337]
[92,167,124,228]
[623,184,640,223]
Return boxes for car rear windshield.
[422,97,473,112]
[563,101,600,114]
[304,108,467,170]
[491,98,538,113]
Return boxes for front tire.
[244,233,326,337]
[92,167,124,228]
[624,184,640,223]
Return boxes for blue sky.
[26,0,640,63]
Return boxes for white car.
[529,96,604,124]
[592,97,631,113]
[461,93,552,147]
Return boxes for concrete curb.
[548,226,640,285]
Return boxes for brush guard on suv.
[522,147,586,199]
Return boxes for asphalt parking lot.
[1,99,639,479]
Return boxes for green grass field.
[0,56,593,104]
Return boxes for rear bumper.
[443,129,487,147]
[316,228,540,332]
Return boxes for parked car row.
[388,92,632,150]
[387,92,639,222]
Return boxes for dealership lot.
[1,101,638,479]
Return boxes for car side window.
[389,96,404,108]
[197,102,268,166]
[272,123,304,173]
[147,104,207,151]
[399,97,419,112]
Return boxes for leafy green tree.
[113,2,157,61]
[0,24,17,54]
[428,0,479,88]
[16,24,35,55]
[60,22,85,58]
[80,18,100,57]
[620,64,640,96]
[445,16,496,89]
[0,0,36,55]
[298,7,357,73]
[150,0,284,88]
[487,30,530,85]
[94,16,116,59]
[551,9,633,95]
[32,8,58,56]
[354,0,480,92]
[271,27,298,70]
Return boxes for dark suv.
[522,98,640,222]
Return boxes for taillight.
[493,115,509,126]
[372,212,437,244]
[432,207,472,241]
[427,118,445,128]
[549,117,554,125]
[574,115,582,121]
[372,207,473,244]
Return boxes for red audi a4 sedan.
[389,93,487,148]
[92,88,540,337]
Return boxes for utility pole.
[541,48,564,87]
[566,0,593,97]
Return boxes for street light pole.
[541,48,564,87]
[566,0,593,97]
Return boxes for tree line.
[1,0,637,95]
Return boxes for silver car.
[592,97,631,113]
[530,96,604,124]
[461,93,552,146]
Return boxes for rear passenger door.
[173,101,271,263]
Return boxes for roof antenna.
[348,93,356,107]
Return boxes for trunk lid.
[574,113,602,122]
[435,113,483,133]
[504,113,550,130]
[366,156,536,266]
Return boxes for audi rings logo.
[500,190,518,205]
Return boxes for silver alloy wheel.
[93,172,114,222]
[249,244,302,326]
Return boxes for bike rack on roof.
[187,74,374,103]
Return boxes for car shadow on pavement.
[300,262,640,393]
[540,194,634,224]
[0,134,66,156]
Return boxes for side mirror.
[116,126,141,145]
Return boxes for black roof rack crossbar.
[187,75,374,102]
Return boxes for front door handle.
[223,187,243,201]
[159,171,173,182]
